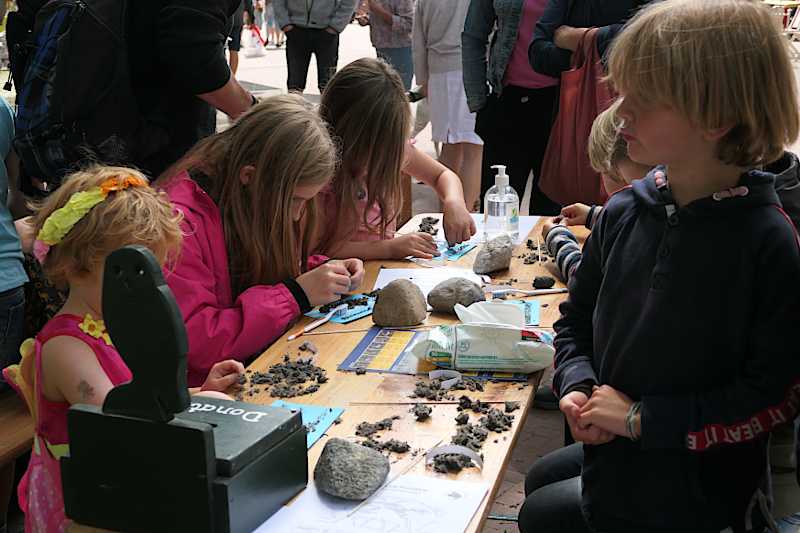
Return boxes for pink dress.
[3,314,132,533]
[316,183,397,250]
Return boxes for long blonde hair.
[318,58,411,252]
[159,95,338,297]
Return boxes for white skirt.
[428,70,483,145]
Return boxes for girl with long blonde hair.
[159,94,364,387]
[316,57,476,259]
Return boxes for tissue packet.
[411,324,554,374]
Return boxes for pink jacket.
[165,173,327,387]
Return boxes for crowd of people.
[0,0,799,531]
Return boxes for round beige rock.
[473,234,514,274]
[427,277,485,314]
[372,279,427,326]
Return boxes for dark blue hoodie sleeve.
[641,212,800,451]
[552,211,608,398]
[529,0,573,78]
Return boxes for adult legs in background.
[313,29,340,92]
[0,285,23,533]
[376,47,414,90]
[518,443,590,533]
[286,27,313,93]
[428,69,483,210]
[439,143,483,212]
[0,286,25,393]
[228,50,239,76]
[476,85,560,215]
[460,143,483,212]
[228,4,245,77]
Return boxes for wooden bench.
[0,394,33,466]
[0,393,34,522]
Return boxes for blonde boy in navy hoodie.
[519,2,800,532]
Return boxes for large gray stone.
[427,278,485,314]
[473,234,514,274]
[314,438,390,500]
[372,279,427,326]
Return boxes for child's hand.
[201,360,245,393]
[541,218,561,240]
[297,262,353,306]
[328,258,365,291]
[559,203,591,226]
[578,385,635,438]
[442,200,477,245]
[388,232,440,259]
[560,390,616,445]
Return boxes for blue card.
[271,400,345,449]
[305,293,376,324]
[506,300,541,326]
[432,241,478,262]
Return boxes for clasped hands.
[559,385,640,445]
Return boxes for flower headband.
[33,174,149,264]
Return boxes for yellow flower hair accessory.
[33,174,148,264]
[78,314,113,347]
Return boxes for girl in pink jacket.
[159,95,365,386]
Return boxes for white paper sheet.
[255,474,489,533]
[433,214,540,245]
[373,267,485,300]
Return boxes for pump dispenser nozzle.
[491,165,509,189]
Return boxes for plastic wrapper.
[411,323,554,374]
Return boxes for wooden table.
[71,214,588,533]
[240,214,585,532]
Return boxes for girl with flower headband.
[2,166,244,531]
[158,94,364,387]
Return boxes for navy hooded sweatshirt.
[553,169,800,532]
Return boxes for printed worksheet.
[255,474,489,533]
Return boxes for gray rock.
[427,277,485,314]
[473,234,514,274]
[372,279,427,326]
[314,438,390,501]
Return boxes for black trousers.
[475,84,561,215]
[285,26,339,93]
[519,443,589,533]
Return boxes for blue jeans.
[376,46,413,90]
[0,286,25,394]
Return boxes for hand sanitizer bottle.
[483,165,519,242]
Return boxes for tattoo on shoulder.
[77,380,96,401]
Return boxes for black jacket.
[529,0,653,78]
[767,151,800,232]
[128,0,241,178]
[554,169,800,532]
